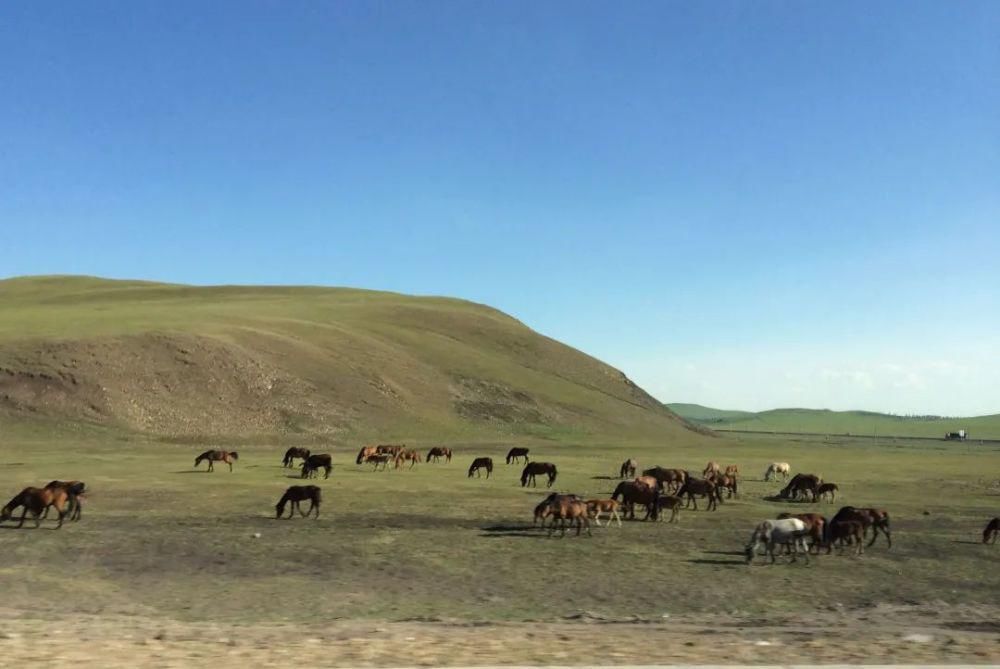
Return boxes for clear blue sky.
[2,2,998,415]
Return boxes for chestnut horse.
[506,447,530,464]
[724,464,740,480]
[194,449,239,472]
[356,446,378,465]
[677,478,719,511]
[983,517,999,544]
[43,480,85,521]
[468,457,493,478]
[703,461,721,478]
[426,447,452,463]
[394,450,421,469]
[828,506,891,548]
[585,499,622,527]
[533,493,580,525]
[275,485,321,518]
[520,462,557,488]
[282,447,311,468]
[817,482,839,502]
[620,459,638,479]
[714,473,738,499]
[545,497,592,537]
[611,480,658,520]
[300,453,333,479]
[642,466,687,493]
[377,444,405,457]
[1,487,70,528]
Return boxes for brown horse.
[703,461,721,478]
[545,497,592,537]
[817,482,839,502]
[585,499,622,527]
[43,480,85,521]
[194,449,239,472]
[364,453,391,470]
[377,444,405,457]
[468,457,493,478]
[611,480,658,520]
[356,446,378,465]
[655,494,683,523]
[677,478,718,511]
[394,449,421,470]
[827,519,865,554]
[275,485,321,518]
[779,473,822,501]
[984,517,999,544]
[642,466,687,493]
[634,475,663,492]
[777,512,826,553]
[533,493,580,525]
[426,447,452,463]
[714,474,739,499]
[521,462,557,488]
[620,458,638,479]
[506,447,530,464]
[1,487,70,528]
[282,447,311,468]
[300,453,333,479]
[724,464,739,479]
[828,506,891,548]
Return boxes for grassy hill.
[0,275,702,441]
[669,403,1000,440]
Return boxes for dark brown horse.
[300,453,333,479]
[984,517,999,544]
[282,447,311,468]
[827,519,865,554]
[611,480,658,520]
[394,449,421,469]
[468,457,493,478]
[817,482,838,502]
[276,485,322,518]
[655,494,684,523]
[1,487,70,528]
[426,447,452,463]
[828,506,891,548]
[194,449,239,472]
[506,447,530,464]
[642,466,687,493]
[521,462,557,488]
[677,478,719,511]
[43,480,85,521]
[779,473,822,501]
[620,458,638,479]
[364,453,391,470]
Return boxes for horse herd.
[2,449,997,557]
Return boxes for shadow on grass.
[171,470,210,474]
[705,550,746,556]
[951,539,984,545]
[762,495,812,504]
[590,475,618,481]
[687,557,747,566]
[479,524,548,539]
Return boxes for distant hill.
[0,275,706,441]
[669,403,1000,440]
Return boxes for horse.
[42,480,85,521]
[533,493,581,525]
[521,462,557,488]
[1,487,70,528]
[468,457,493,478]
[356,446,378,465]
[764,462,791,482]
[394,450,421,470]
[545,497,592,537]
[506,447,530,465]
[377,444,404,457]
[585,499,622,527]
[300,453,333,479]
[194,450,239,472]
[677,478,719,511]
[745,518,811,564]
[724,464,740,480]
[655,494,683,523]
[714,474,738,499]
[642,466,687,493]
[817,482,839,503]
[426,447,452,463]
[779,473,822,501]
[703,461,721,478]
[634,475,663,492]
[364,453,391,471]
[282,447,311,468]
[827,519,865,554]
[828,506,891,548]
[275,485,321,518]
[777,512,826,553]
[611,480,658,520]
[620,458,638,479]
[983,517,999,544]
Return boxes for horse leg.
[613,509,622,527]
[55,505,65,529]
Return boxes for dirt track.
[2,605,998,666]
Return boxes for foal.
[194,449,239,472]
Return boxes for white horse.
[744,518,811,564]
[764,462,791,482]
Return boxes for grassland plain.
[669,404,1000,440]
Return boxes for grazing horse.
[983,518,999,544]
[620,458,638,479]
[521,462,557,488]
[817,482,839,502]
[643,467,687,493]
[468,457,493,478]
[611,480,658,520]
[393,449,421,470]
[533,493,581,526]
[828,506,891,548]
[724,464,740,480]
[426,447,452,463]
[43,480,85,521]
[677,478,719,511]
[356,446,378,465]
[275,485,321,518]
[1,487,70,528]
[703,461,721,478]
[585,499,622,527]
[194,450,239,472]
[779,473,822,501]
[282,447,311,468]
[764,462,791,481]
[377,444,404,457]
[300,453,333,479]
[655,494,683,523]
[506,447,530,465]
[745,518,811,564]
[714,474,738,499]
[777,512,826,553]
[545,497,592,537]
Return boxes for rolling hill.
[668,403,1000,440]
[0,275,704,441]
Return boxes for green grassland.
[670,404,1000,440]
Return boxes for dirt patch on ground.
[1,605,997,666]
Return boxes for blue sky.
[2,2,998,415]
